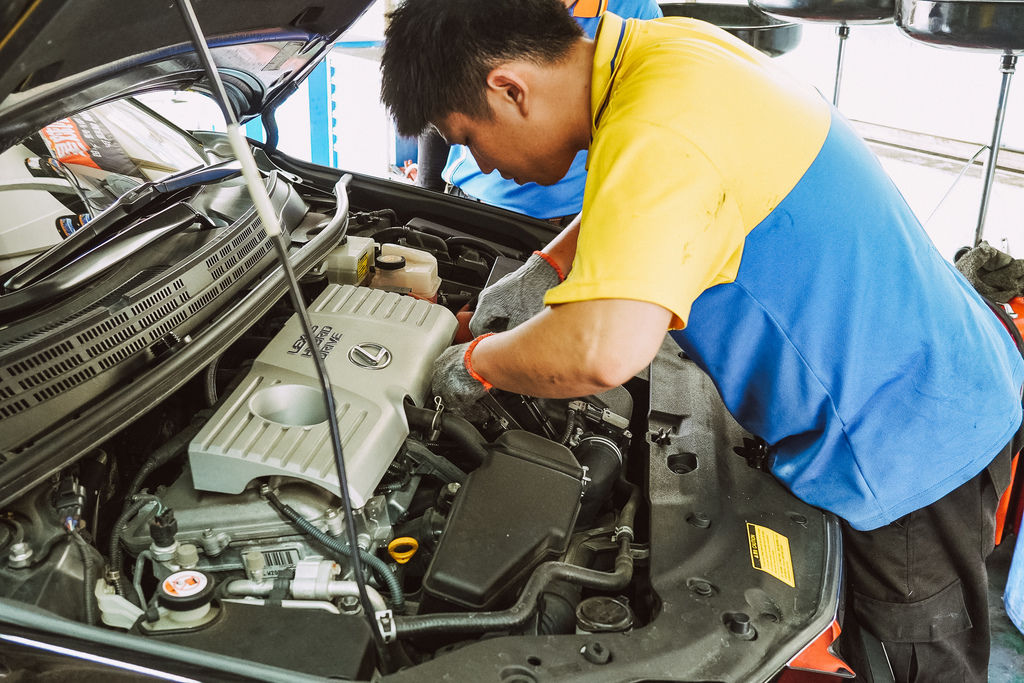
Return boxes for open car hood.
[0,0,375,152]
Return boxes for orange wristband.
[464,333,495,391]
[533,250,565,282]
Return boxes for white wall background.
[140,2,1022,255]
[774,22,1024,150]
[771,21,1022,255]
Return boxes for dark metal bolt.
[580,641,611,665]
[339,595,360,613]
[726,612,756,640]
[687,512,711,528]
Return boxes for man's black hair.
[381,0,584,137]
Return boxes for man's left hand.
[430,336,493,421]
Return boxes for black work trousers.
[838,427,1022,682]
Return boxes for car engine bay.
[0,144,841,681]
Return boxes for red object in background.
[995,297,1024,541]
[779,619,855,681]
[995,452,1020,543]
[40,118,101,170]
[1009,297,1024,338]
[400,159,418,182]
[778,671,850,683]
[39,110,142,176]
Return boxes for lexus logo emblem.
[349,343,391,369]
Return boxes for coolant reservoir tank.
[324,235,374,286]
[370,243,441,302]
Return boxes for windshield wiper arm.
[3,160,241,293]
[153,160,240,194]
[0,203,207,318]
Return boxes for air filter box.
[422,431,583,610]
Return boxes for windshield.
[0,98,209,275]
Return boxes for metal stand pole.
[975,53,1017,246]
[833,25,851,107]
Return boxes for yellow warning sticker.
[746,522,795,587]
[357,253,370,284]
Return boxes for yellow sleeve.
[544,118,747,330]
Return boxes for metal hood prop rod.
[172,0,390,668]
[976,54,1016,246]
[833,25,851,106]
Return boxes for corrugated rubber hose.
[263,488,405,614]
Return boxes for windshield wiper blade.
[153,160,240,194]
[46,203,206,289]
[0,202,207,318]
[3,160,241,293]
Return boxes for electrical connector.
[53,476,86,532]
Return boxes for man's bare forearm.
[542,215,580,276]
[470,298,671,398]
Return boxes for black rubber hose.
[262,109,280,150]
[404,404,487,467]
[369,226,409,243]
[415,130,449,192]
[368,223,449,253]
[616,478,641,533]
[537,580,581,635]
[126,413,209,500]
[573,436,623,527]
[444,236,503,259]
[108,494,160,598]
[362,209,399,225]
[263,488,405,614]
[393,481,640,637]
[394,538,632,636]
[71,530,97,625]
[564,525,618,567]
[560,406,577,446]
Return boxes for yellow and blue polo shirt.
[545,14,1024,530]
[441,0,662,219]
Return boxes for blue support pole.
[308,60,330,166]
[244,117,264,143]
[330,65,339,169]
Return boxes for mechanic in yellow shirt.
[381,1,1024,681]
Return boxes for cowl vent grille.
[0,212,276,441]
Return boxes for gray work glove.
[430,336,493,421]
[955,240,1024,304]
[469,251,563,336]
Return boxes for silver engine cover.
[189,284,457,506]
